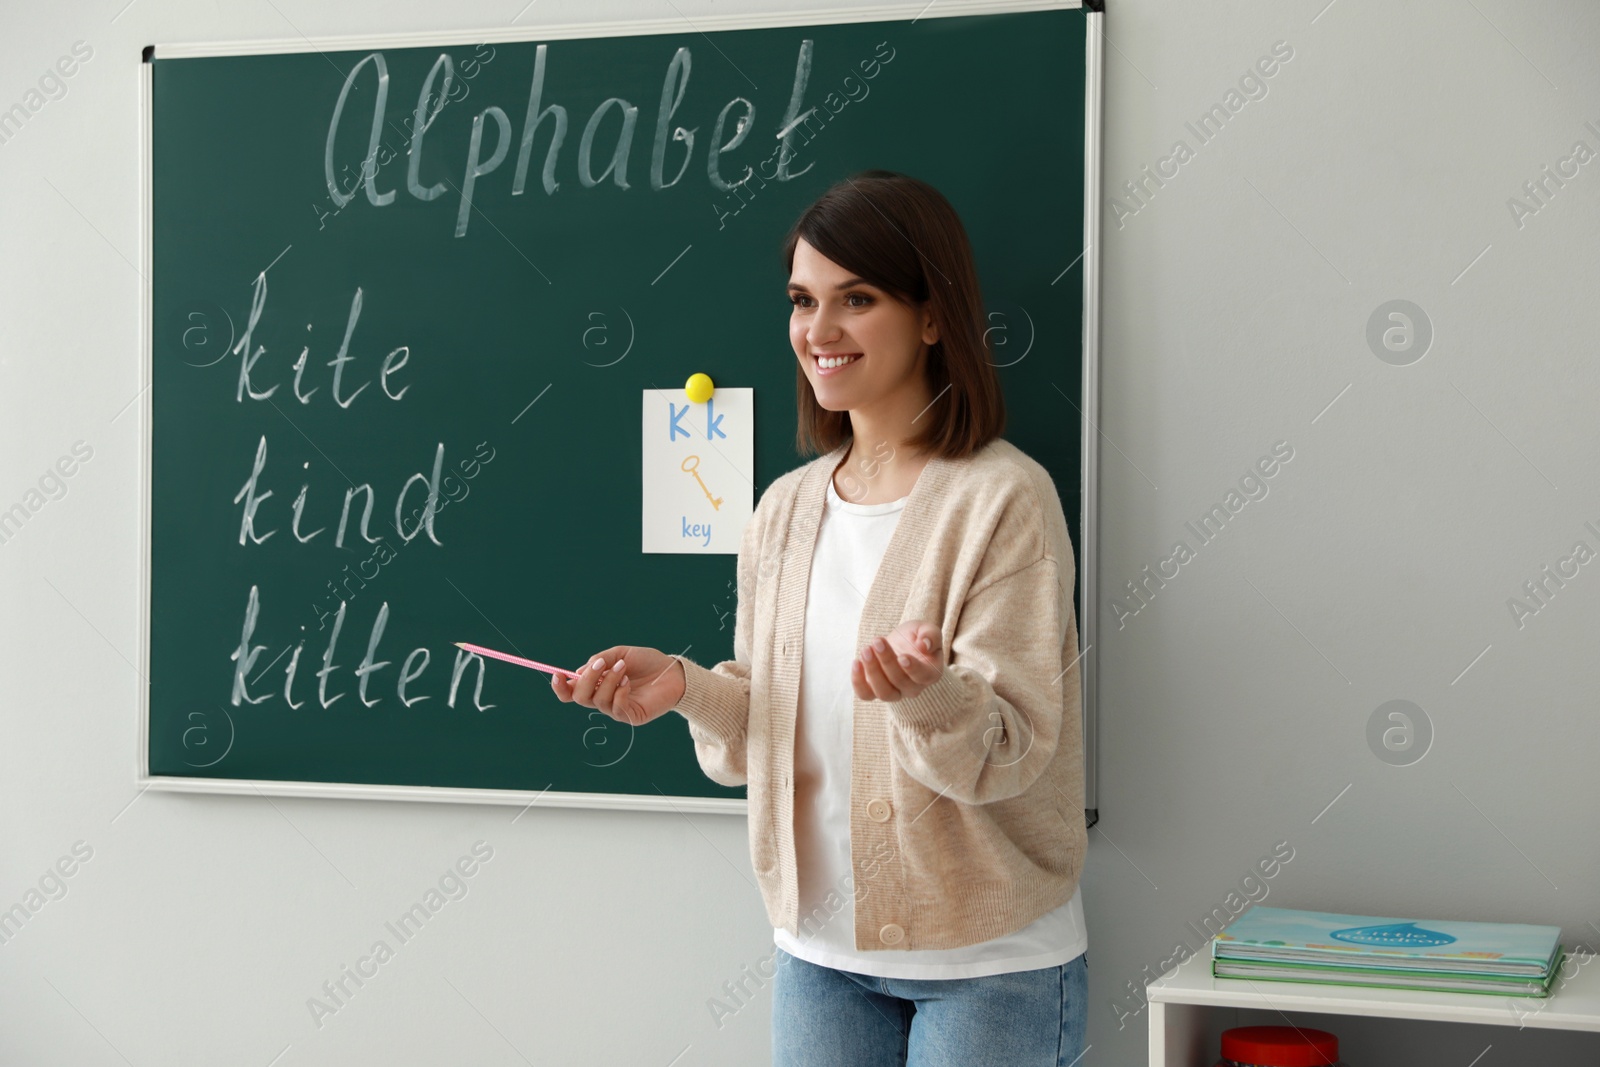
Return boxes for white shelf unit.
[1146,951,1600,1067]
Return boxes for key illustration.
[681,454,723,510]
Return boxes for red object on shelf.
[1220,1025,1340,1066]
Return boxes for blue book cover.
[1214,906,1562,977]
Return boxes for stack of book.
[1213,906,1564,997]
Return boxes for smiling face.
[788,238,938,414]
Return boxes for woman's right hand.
[551,645,686,727]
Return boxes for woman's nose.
[807,307,843,346]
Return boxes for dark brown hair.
[781,170,1005,460]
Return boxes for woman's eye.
[788,292,871,308]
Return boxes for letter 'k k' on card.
[641,387,753,554]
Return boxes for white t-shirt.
[772,476,1087,979]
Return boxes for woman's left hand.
[852,620,944,702]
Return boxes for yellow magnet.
[685,372,714,404]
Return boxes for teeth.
[818,354,860,369]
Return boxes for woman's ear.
[921,307,939,346]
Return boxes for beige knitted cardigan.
[672,436,1087,952]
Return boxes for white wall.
[1093,0,1600,1063]
[2,1,1597,1064]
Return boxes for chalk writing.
[323,39,824,236]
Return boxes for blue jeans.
[771,948,1088,1067]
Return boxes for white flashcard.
[641,387,754,554]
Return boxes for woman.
[553,170,1088,1066]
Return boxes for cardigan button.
[879,923,904,946]
[866,798,891,821]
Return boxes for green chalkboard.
[142,5,1091,806]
